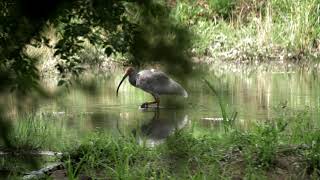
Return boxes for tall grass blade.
[204,78,237,132]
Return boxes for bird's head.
[124,67,134,76]
[116,67,135,97]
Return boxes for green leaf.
[105,46,113,57]
[58,80,66,86]
[55,40,64,49]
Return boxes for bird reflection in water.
[132,109,188,147]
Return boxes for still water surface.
[36,69,320,142]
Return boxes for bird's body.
[117,67,188,108]
[129,69,188,98]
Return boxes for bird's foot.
[140,102,160,109]
[140,103,149,109]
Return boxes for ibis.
[116,67,188,108]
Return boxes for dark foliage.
[0,0,193,154]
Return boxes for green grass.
[2,0,320,178]
[24,0,320,81]
[0,105,319,179]
[61,113,319,179]
[171,0,320,62]
[5,113,79,151]
[1,72,320,179]
[60,105,319,179]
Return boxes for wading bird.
[116,67,188,108]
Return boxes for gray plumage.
[130,69,188,98]
[116,67,188,108]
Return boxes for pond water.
[31,68,320,143]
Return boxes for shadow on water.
[132,109,188,147]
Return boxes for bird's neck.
[128,70,137,86]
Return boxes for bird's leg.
[150,94,159,108]
[140,94,160,108]
[154,96,160,108]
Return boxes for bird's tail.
[182,89,188,98]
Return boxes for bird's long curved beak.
[116,73,128,97]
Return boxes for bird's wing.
[136,69,188,97]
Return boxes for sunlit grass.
[1,103,319,179]
[7,113,79,151]
[172,0,319,61]
[20,0,320,83]
[61,107,319,179]
[2,0,320,178]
